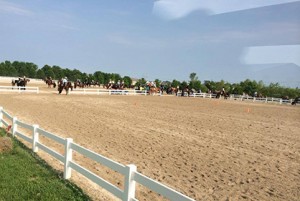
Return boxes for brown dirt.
[0,81,300,201]
[0,137,13,153]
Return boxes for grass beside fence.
[0,129,90,201]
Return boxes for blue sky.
[0,0,300,85]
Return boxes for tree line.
[1,60,299,98]
[0,60,133,88]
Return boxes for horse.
[11,79,19,89]
[149,86,161,95]
[74,80,84,89]
[105,83,124,90]
[166,87,178,95]
[13,78,30,90]
[292,97,299,105]
[90,81,100,87]
[215,90,230,99]
[58,80,73,95]
[46,79,56,88]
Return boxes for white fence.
[229,94,293,104]
[0,106,194,201]
[0,86,39,94]
[70,88,148,96]
[176,91,295,105]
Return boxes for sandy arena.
[0,81,299,201]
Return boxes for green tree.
[123,76,132,88]
[41,65,55,79]
[189,72,198,82]
[180,81,188,90]
[94,71,105,84]
[0,61,17,76]
[192,80,202,91]
[36,69,46,79]
[171,79,180,88]
[154,79,161,87]
[52,65,64,80]
[135,78,147,87]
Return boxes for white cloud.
[0,0,33,16]
[153,0,300,20]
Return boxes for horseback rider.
[62,77,68,87]
[222,87,225,95]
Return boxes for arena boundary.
[0,106,194,201]
[70,88,163,96]
[0,86,39,94]
[176,92,295,105]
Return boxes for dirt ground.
[0,81,299,201]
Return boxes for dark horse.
[58,80,73,95]
[12,78,30,90]
[46,79,56,88]
[292,97,299,105]
[105,83,124,90]
[215,90,230,99]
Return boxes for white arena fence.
[176,92,295,105]
[70,88,151,96]
[229,94,293,104]
[0,106,194,201]
[0,86,39,94]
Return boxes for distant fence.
[176,91,295,105]
[229,94,293,104]
[177,92,217,98]
[70,88,149,96]
[0,106,194,201]
[0,86,39,94]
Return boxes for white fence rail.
[0,106,194,201]
[229,94,294,104]
[176,91,295,105]
[177,92,218,99]
[0,86,39,94]
[71,88,148,96]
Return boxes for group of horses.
[41,77,300,104]
[74,80,101,88]
[43,78,73,94]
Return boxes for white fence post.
[123,164,137,201]
[12,117,18,137]
[64,138,73,179]
[0,107,3,127]
[36,87,39,94]
[32,124,39,152]
[280,99,282,104]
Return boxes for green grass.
[0,129,90,201]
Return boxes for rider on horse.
[62,77,68,87]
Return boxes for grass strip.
[0,129,90,201]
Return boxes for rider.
[62,77,68,87]
[222,87,225,95]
